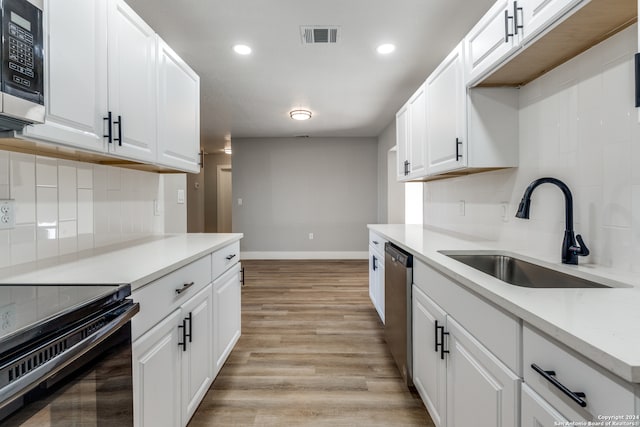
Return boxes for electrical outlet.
[0,200,15,230]
[0,304,16,333]
[308,233,314,240]
[459,200,465,216]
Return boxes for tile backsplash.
[0,150,165,268]
[423,24,640,273]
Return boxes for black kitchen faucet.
[515,177,589,265]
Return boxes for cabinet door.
[181,283,213,425]
[213,263,242,376]
[396,104,409,181]
[520,0,582,45]
[412,285,447,427]
[368,250,378,314]
[521,384,569,427]
[465,0,521,86]
[132,309,181,427]
[156,37,201,173]
[446,317,520,427]
[21,0,108,151]
[107,0,156,162]
[426,42,466,175]
[407,84,427,178]
[375,260,385,324]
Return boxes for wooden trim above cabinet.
[478,0,637,87]
[0,137,184,173]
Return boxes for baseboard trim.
[241,251,368,260]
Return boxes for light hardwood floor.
[189,260,434,426]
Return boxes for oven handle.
[0,301,140,411]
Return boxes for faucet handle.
[571,234,590,256]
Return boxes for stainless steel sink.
[441,252,613,288]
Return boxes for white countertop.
[369,224,640,383]
[0,233,243,291]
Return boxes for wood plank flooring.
[188,260,433,426]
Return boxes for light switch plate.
[177,189,185,204]
[0,200,15,230]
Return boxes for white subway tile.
[0,230,9,269]
[107,167,121,191]
[602,142,632,228]
[0,151,8,186]
[77,165,93,189]
[10,224,36,265]
[10,152,36,224]
[36,156,58,187]
[77,189,94,235]
[59,220,78,255]
[58,162,77,221]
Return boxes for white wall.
[422,25,640,272]
[0,150,182,268]
[232,137,378,259]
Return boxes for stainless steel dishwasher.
[384,242,413,387]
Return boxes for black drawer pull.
[436,322,449,359]
[103,111,113,143]
[185,312,193,343]
[175,282,195,294]
[531,364,587,408]
[226,254,237,260]
[114,115,123,146]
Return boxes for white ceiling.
[125,0,494,152]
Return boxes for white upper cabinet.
[520,0,583,45]
[395,103,409,180]
[426,42,466,175]
[107,0,156,163]
[156,37,200,173]
[395,83,427,181]
[18,0,200,173]
[20,0,108,151]
[465,0,522,86]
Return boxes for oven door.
[0,302,139,426]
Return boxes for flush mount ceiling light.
[290,109,312,121]
[377,43,396,54]
[233,44,252,55]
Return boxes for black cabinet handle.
[436,321,449,359]
[178,319,187,352]
[504,10,514,42]
[372,240,379,245]
[372,255,377,271]
[434,320,440,352]
[456,138,463,161]
[513,1,523,35]
[531,364,587,408]
[226,254,237,261]
[175,281,194,295]
[114,115,122,146]
[185,312,193,343]
[241,267,245,286]
[103,111,113,143]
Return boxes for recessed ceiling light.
[290,109,312,121]
[377,43,396,55]
[233,44,252,55]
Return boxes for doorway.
[217,165,232,232]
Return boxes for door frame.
[216,164,232,232]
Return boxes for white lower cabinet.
[213,263,242,376]
[180,284,213,425]
[445,316,520,427]
[132,242,242,427]
[413,285,446,426]
[412,260,521,427]
[521,383,569,426]
[132,309,182,427]
[133,283,213,427]
[368,231,386,324]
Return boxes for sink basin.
[441,252,612,289]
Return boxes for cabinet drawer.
[413,260,520,373]
[369,231,387,254]
[523,323,636,421]
[132,254,212,340]
[212,241,240,280]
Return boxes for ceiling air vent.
[300,26,339,45]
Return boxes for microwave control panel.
[1,0,43,105]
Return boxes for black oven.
[0,284,139,426]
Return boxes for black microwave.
[0,0,44,129]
